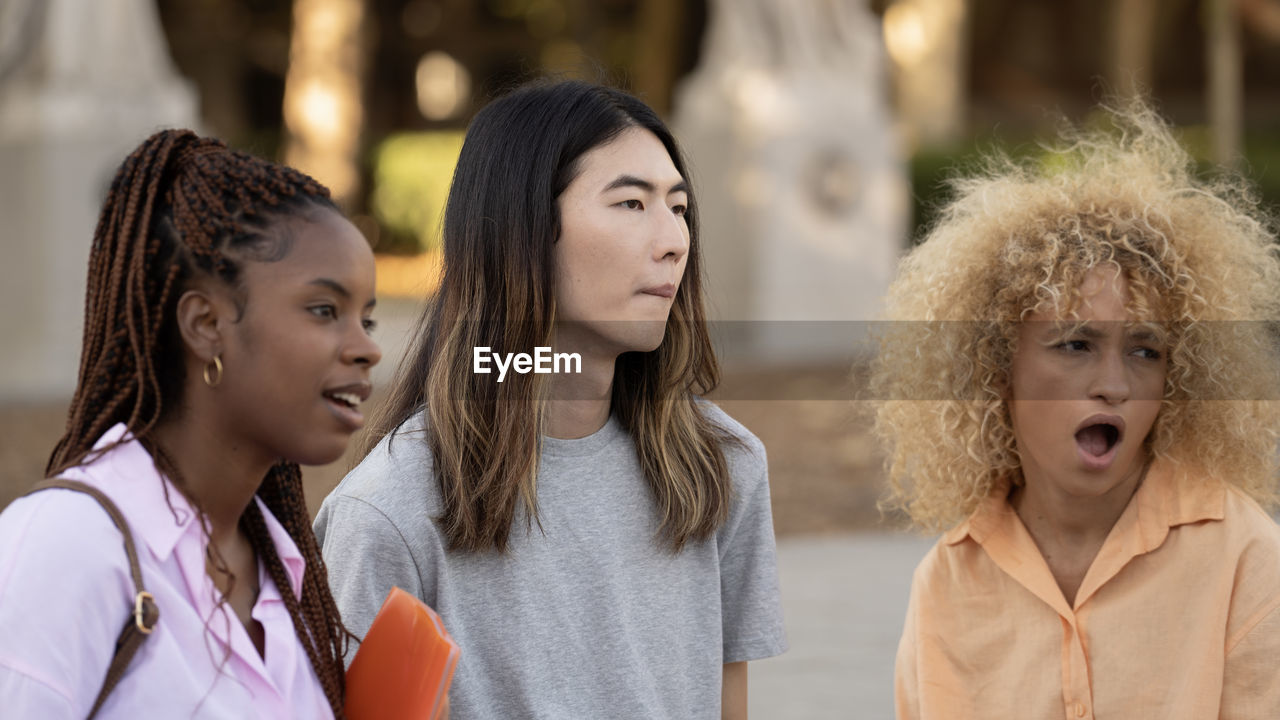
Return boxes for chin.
[619,319,670,352]
[288,437,352,467]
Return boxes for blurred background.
[2,1,1278,716]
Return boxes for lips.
[323,381,371,430]
[639,283,676,299]
[1074,413,1125,469]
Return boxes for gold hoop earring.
[202,356,223,388]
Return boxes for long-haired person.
[314,80,787,719]
[0,129,381,718]
[875,105,1280,719]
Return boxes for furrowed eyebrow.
[1128,327,1165,343]
[1036,322,1106,340]
[602,174,689,196]
[1049,323,1167,343]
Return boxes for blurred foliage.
[908,130,1280,243]
[369,131,466,255]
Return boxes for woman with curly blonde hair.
[875,105,1280,720]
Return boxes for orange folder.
[345,587,460,720]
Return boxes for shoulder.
[315,410,441,543]
[1203,484,1280,585]
[907,536,951,588]
[0,488,134,589]
[1218,485,1280,588]
[697,399,767,480]
[1220,485,1280,543]
[0,488,133,706]
[1179,483,1280,650]
[1218,497,1280,657]
[907,528,998,602]
[329,411,437,507]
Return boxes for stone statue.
[0,0,198,401]
[674,0,908,367]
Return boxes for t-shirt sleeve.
[313,492,426,668]
[717,437,788,663]
[0,491,135,717]
[1221,597,1280,719]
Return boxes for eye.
[671,203,688,217]
[1132,346,1163,361]
[1056,339,1090,353]
[618,199,644,210]
[362,316,378,333]
[309,304,337,320]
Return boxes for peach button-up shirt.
[895,459,1280,720]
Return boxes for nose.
[652,208,690,263]
[345,321,382,368]
[1088,348,1129,405]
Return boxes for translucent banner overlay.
[449,321,1280,401]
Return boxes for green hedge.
[908,129,1280,245]
[368,131,466,255]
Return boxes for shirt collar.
[253,494,307,600]
[65,423,307,598]
[62,423,197,562]
[943,456,1226,549]
[943,457,1226,614]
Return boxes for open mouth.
[323,391,362,410]
[1075,422,1121,458]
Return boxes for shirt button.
[1074,701,1086,717]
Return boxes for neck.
[150,410,273,545]
[1011,460,1149,546]
[543,346,616,439]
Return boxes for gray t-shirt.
[313,403,787,719]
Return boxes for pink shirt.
[0,424,334,718]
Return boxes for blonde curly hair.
[872,103,1280,532]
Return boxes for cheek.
[1010,404,1053,447]
[1133,401,1164,441]
[1139,363,1168,401]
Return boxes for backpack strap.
[23,478,160,719]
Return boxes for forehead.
[572,127,683,187]
[238,210,373,286]
[1025,265,1150,323]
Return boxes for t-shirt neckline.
[540,414,625,457]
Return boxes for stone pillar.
[0,0,199,402]
[673,0,908,366]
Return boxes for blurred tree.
[1108,0,1157,99]
[282,0,368,207]
[1206,0,1242,168]
[157,0,292,150]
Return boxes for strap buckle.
[134,592,157,634]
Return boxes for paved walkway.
[750,532,937,719]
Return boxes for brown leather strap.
[23,479,160,719]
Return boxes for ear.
[174,287,229,362]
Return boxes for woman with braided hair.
[0,128,380,718]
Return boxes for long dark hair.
[364,80,734,553]
[47,129,351,716]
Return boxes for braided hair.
[47,129,352,716]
